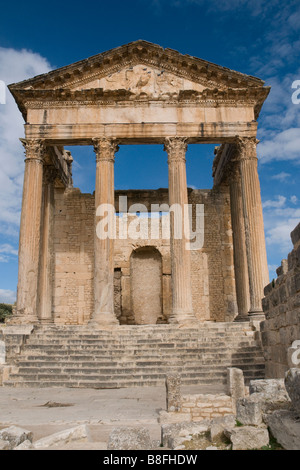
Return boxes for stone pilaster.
[229,160,250,321]
[15,139,45,323]
[90,138,119,327]
[164,137,195,324]
[237,137,269,318]
[37,164,57,323]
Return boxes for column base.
[88,312,119,329]
[234,313,250,322]
[6,314,39,326]
[168,311,198,327]
[248,310,265,321]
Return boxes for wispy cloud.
[271,172,291,183]
[0,288,16,304]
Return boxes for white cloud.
[0,47,52,237]
[258,128,300,164]
[262,195,287,209]
[291,195,298,204]
[271,172,291,182]
[0,289,16,304]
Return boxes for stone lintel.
[24,122,258,145]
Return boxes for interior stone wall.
[51,185,236,324]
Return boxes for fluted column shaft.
[37,165,56,323]
[237,137,269,317]
[16,139,45,323]
[164,137,194,324]
[91,138,119,326]
[229,160,250,320]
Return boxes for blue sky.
[0,0,299,303]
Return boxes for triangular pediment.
[70,63,208,97]
[8,40,270,118]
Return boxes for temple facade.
[8,40,270,327]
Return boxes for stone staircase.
[2,322,265,389]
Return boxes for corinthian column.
[90,138,119,327]
[229,159,250,321]
[237,137,269,318]
[16,139,45,323]
[164,137,195,324]
[37,165,56,323]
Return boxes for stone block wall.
[51,185,236,324]
[180,393,234,421]
[261,222,300,378]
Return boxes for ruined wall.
[52,186,236,324]
[261,223,300,378]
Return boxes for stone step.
[3,369,265,389]
[16,352,264,364]
[3,322,265,389]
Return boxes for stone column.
[90,138,119,327]
[37,165,56,323]
[237,137,269,318]
[164,137,195,324]
[229,160,250,321]
[16,139,45,323]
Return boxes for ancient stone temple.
[0,41,271,388]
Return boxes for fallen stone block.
[265,410,300,450]
[161,420,210,448]
[249,378,286,396]
[209,415,236,441]
[107,427,152,450]
[224,426,269,450]
[285,368,300,416]
[14,439,34,450]
[0,439,11,450]
[33,424,90,449]
[236,397,263,426]
[0,426,33,449]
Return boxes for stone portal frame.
[8,40,270,326]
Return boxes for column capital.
[164,137,188,163]
[233,136,259,161]
[92,138,119,163]
[20,139,46,163]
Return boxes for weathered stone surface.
[107,427,152,450]
[291,223,300,248]
[227,368,245,408]
[284,368,300,415]
[261,222,300,378]
[33,424,89,449]
[209,415,236,441]
[0,439,11,450]
[224,426,269,450]
[249,378,286,396]
[166,373,182,412]
[0,340,5,364]
[265,410,300,450]
[161,421,210,448]
[14,439,34,450]
[0,426,33,449]
[236,397,263,426]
